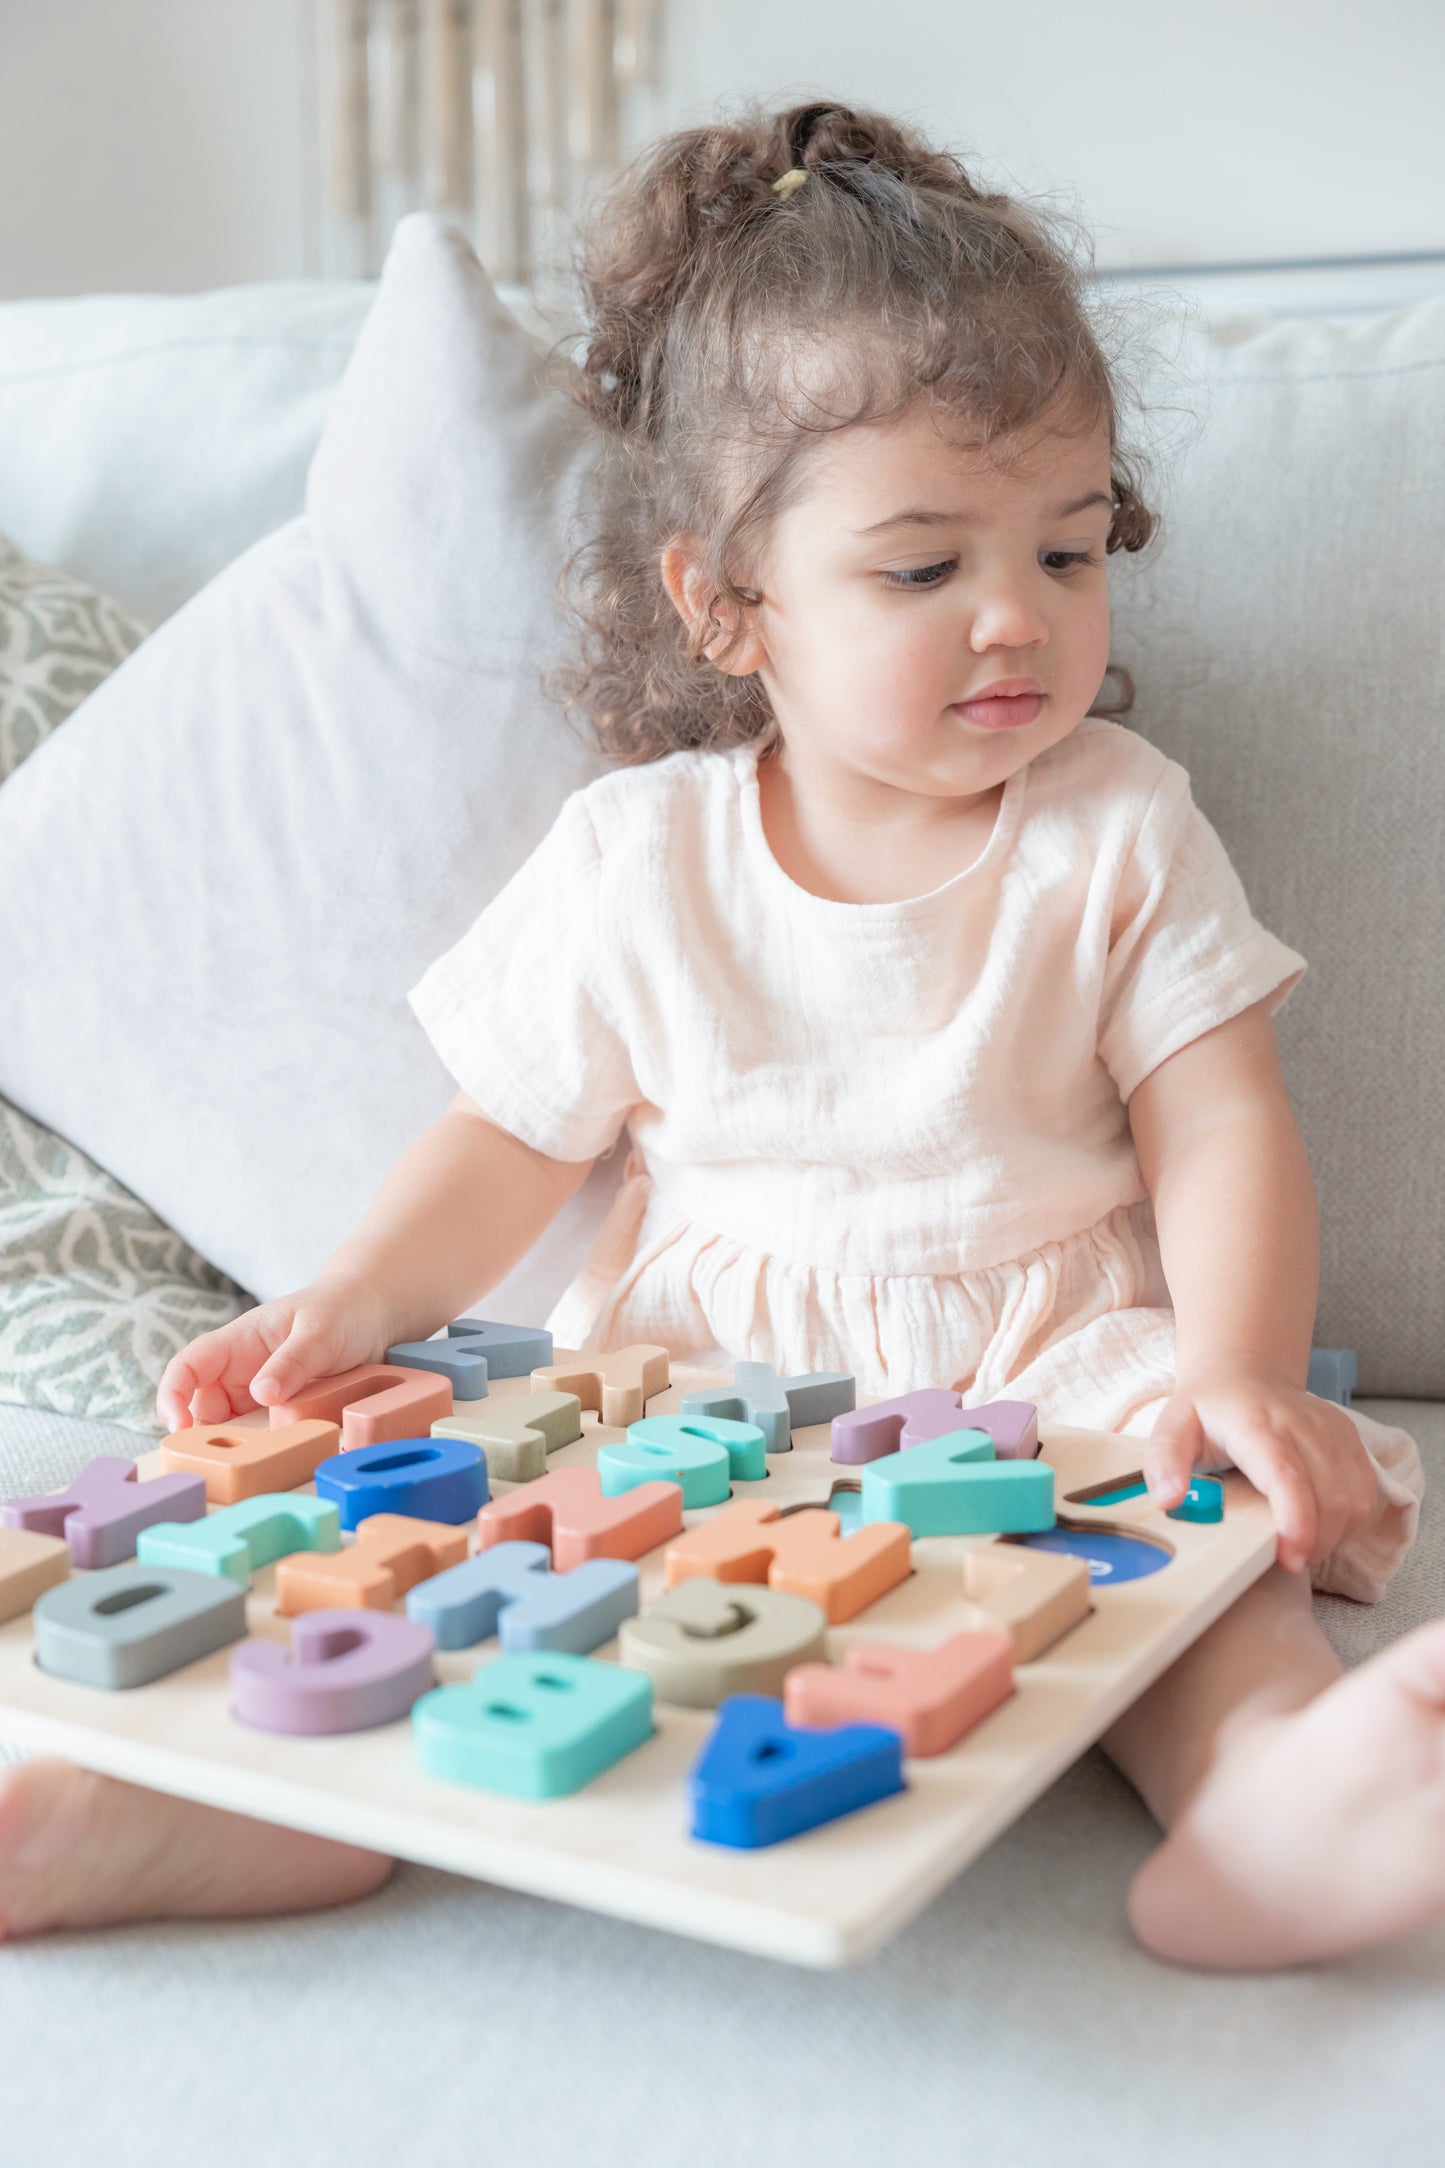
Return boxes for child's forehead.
[791,401,1111,519]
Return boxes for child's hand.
[155,1274,395,1434]
[1141,1357,1383,1575]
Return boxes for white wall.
[1,0,1440,298]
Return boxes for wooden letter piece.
[267,1362,454,1452]
[475,1465,683,1572]
[275,1513,469,1615]
[961,1544,1092,1662]
[663,1499,910,1624]
[160,1419,341,1505]
[433,1391,582,1483]
[530,1344,670,1429]
[618,1580,828,1707]
[0,1527,70,1623]
[784,1631,1015,1756]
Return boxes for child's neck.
[754,739,1006,906]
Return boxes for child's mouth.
[952,693,1044,730]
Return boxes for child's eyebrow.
[852,490,1112,536]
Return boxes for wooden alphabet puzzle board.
[0,1354,1278,1966]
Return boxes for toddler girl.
[2,99,1438,1972]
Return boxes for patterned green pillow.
[0,535,254,1433]
[0,533,147,779]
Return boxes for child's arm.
[310,1091,594,1346]
[1125,995,1381,1572]
[157,1095,593,1428]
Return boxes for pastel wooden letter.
[830,1387,973,1467]
[275,1513,469,1615]
[412,1650,654,1797]
[475,1465,683,1572]
[313,1434,487,1529]
[138,1493,340,1585]
[530,1344,670,1428]
[159,1419,341,1504]
[432,1391,582,1483]
[860,1431,1055,1536]
[231,1608,437,1734]
[0,1528,70,1623]
[266,1362,454,1451]
[618,1580,828,1707]
[784,1631,1015,1755]
[2,1456,206,1569]
[961,1543,1092,1662]
[663,1499,911,1624]
[599,1414,766,1507]
[33,1563,248,1689]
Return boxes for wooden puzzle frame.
[0,1360,1277,1966]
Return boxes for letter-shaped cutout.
[275,1513,469,1616]
[33,1563,248,1689]
[0,1527,70,1624]
[476,1465,683,1572]
[138,1492,340,1585]
[784,1630,1015,1755]
[389,1317,554,1398]
[961,1542,1092,1662]
[266,1362,454,1452]
[598,1414,766,1507]
[412,1650,654,1798]
[406,1539,639,1656]
[231,1608,437,1734]
[314,1434,488,1530]
[688,1693,906,1849]
[160,1419,342,1505]
[530,1344,670,1429]
[2,1455,207,1569]
[618,1579,828,1707]
[681,1364,856,1454]
[860,1431,1055,1537]
[830,1387,975,1467]
[663,1498,911,1624]
[432,1391,582,1483]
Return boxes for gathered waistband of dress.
[633,1157,1159,1283]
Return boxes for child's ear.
[660,533,767,676]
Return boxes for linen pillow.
[0,214,624,1334]
[1109,291,1445,1394]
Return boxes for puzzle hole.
[93,1584,167,1616]
[485,1703,530,1723]
[1064,1470,1146,1505]
[363,1449,436,1475]
[681,1603,754,1642]
[750,1742,791,1763]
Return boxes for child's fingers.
[157,1332,243,1434]
[1142,1401,1204,1508]
[1228,1432,1317,1573]
[249,1308,353,1406]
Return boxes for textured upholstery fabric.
[1109,298,1445,1392]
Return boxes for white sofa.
[1,258,1443,2165]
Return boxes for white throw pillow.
[0,213,623,1329]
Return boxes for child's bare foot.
[1126,1617,1445,1971]
[0,1757,396,1941]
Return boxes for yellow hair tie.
[771,167,809,200]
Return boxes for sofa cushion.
[0,213,622,1340]
[1108,292,1445,1393]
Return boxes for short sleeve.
[406,789,639,1160]
[1097,769,1309,1103]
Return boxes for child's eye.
[882,550,1099,592]
[881,560,955,590]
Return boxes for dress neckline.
[735,739,1028,920]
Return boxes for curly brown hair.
[540,95,1165,767]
